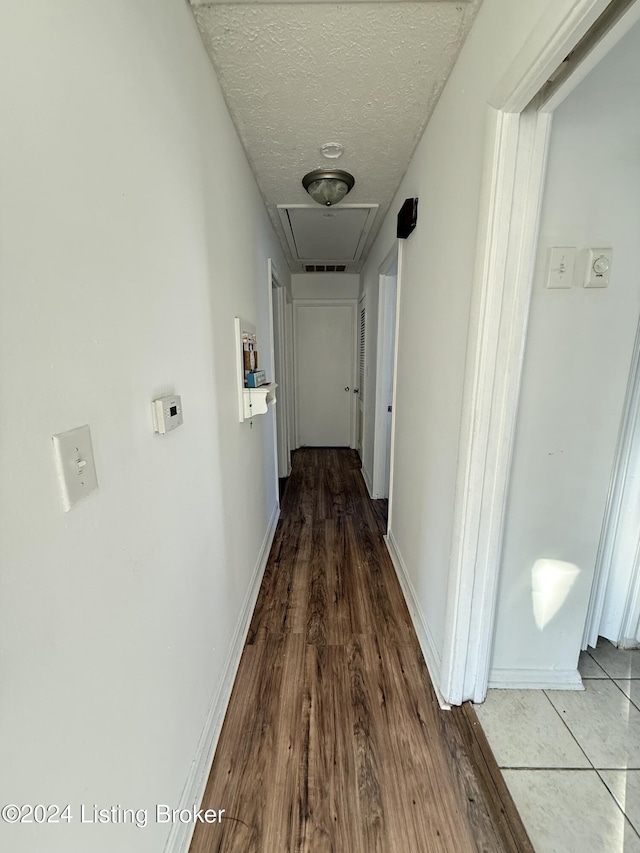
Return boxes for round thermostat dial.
[593,255,610,275]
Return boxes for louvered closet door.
[356,299,365,456]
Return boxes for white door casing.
[271,281,290,478]
[373,243,400,503]
[356,297,366,457]
[285,299,296,458]
[294,300,357,448]
[382,284,396,502]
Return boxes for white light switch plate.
[52,425,98,511]
[546,247,576,289]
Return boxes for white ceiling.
[190,0,482,272]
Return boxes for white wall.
[361,0,557,684]
[491,20,640,681]
[0,3,288,852]
[291,272,360,300]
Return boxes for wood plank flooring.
[190,448,532,853]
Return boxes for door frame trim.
[357,293,367,463]
[266,259,280,505]
[269,260,292,482]
[372,241,403,512]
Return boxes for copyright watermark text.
[1,804,226,829]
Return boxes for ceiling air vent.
[304,264,348,273]
[278,204,378,270]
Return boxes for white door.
[296,302,355,447]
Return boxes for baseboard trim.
[385,529,451,710]
[163,501,280,853]
[361,463,374,498]
[488,667,584,691]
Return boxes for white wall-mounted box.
[152,395,183,434]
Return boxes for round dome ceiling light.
[320,142,344,159]
[302,169,355,207]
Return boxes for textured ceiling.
[191,1,482,271]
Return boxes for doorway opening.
[372,242,402,520]
[441,0,640,705]
[356,294,366,459]
[269,260,294,501]
[585,316,640,651]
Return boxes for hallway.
[190,449,531,852]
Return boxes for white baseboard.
[163,502,280,853]
[361,463,374,498]
[384,529,451,710]
[488,667,584,691]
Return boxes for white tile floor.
[475,639,640,853]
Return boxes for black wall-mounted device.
[397,197,418,239]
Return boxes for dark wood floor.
[190,448,532,853]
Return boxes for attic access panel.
[278,204,378,263]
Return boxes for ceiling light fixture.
[302,169,355,207]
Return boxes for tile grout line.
[594,767,640,843]
[587,645,640,681]
[496,648,640,844]
[541,687,594,770]
[583,648,640,840]
[585,647,609,678]
[509,676,640,844]
[609,676,640,713]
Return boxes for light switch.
[52,425,98,511]
[584,247,612,288]
[546,247,576,289]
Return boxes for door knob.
[344,386,350,392]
